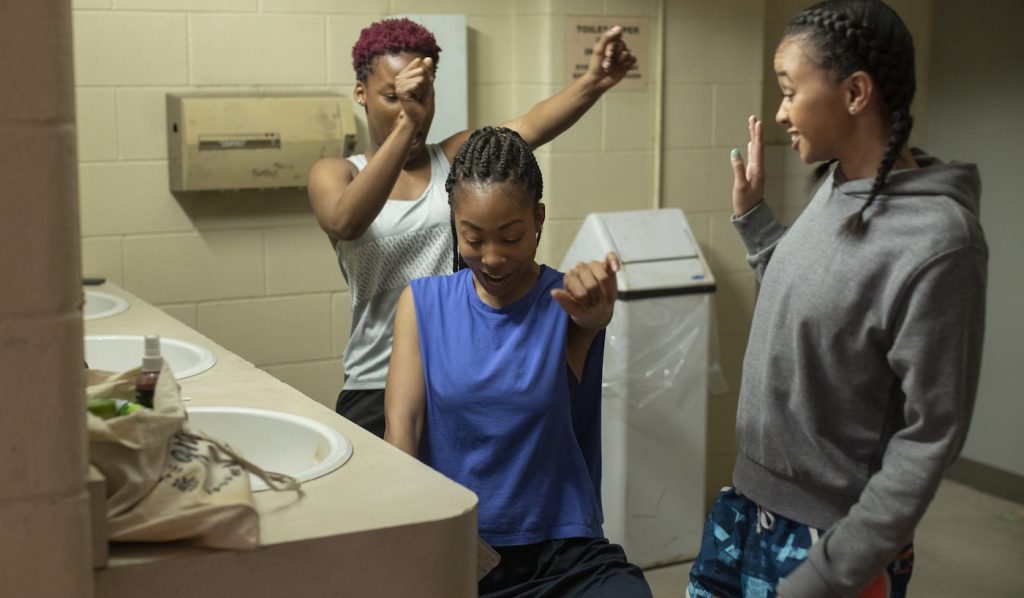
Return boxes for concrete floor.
[643,479,1024,597]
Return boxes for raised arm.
[551,252,620,380]
[308,58,435,242]
[441,26,637,159]
[383,286,426,456]
[730,115,787,281]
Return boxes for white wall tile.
[469,84,516,129]
[122,230,264,303]
[547,97,605,153]
[545,151,654,219]
[664,17,716,83]
[663,83,714,148]
[707,211,751,274]
[467,16,515,85]
[78,162,194,236]
[117,88,179,160]
[73,12,188,86]
[712,270,756,337]
[392,0,513,15]
[604,0,659,17]
[176,190,320,232]
[75,88,118,161]
[665,0,716,19]
[197,294,334,365]
[513,17,559,84]
[265,226,346,295]
[716,0,766,20]
[81,236,123,285]
[709,18,764,84]
[264,0,388,14]
[117,0,256,10]
[157,302,198,328]
[537,218,584,268]
[326,15,387,86]
[262,359,343,410]
[661,148,734,213]
[603,89,655,151]
[712,82,762,148]
[190,15,325,86]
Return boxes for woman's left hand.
[552,252,620,331]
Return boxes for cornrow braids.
[786,0,916,234]
[351,18,441,83]
[445,127,544,272]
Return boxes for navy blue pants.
[688,488,914,598]
[480,537,652,597]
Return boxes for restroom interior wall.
[659,0,766,507]
[928,0,1024,478]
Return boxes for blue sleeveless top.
[410,266,605,546]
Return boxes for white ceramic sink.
[84,335,216,379]
[83,290,129,320]
[186,407,353,491]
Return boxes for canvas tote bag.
[86,364,301,549]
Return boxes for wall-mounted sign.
[566,17,650,91]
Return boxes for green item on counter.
[116,401,144,416]
[87,397,148,419]
[87,397,118,419]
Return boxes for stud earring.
[849,105,856,114]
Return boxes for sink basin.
[186,407,353,491]
[84,335,216,379]
[83,290,129,320]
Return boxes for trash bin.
[561,208,717,568]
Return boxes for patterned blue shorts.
[687,488,913,598]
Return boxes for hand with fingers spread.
[586,26,638,91]
[730,115,766,217]
[551,252,620,332]
[395,56,435,130]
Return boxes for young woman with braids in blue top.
[308,19,636,439]
[385,127,652,597]
[687,2,987,597]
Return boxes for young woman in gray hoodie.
[687,1,988,597]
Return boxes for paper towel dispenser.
[167,93,356,192]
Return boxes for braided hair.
[445,127,544,272]
[785,0,916,234]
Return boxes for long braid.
[445,127,543,271]
[786,0,916,234]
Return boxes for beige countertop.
[86,283,478,598]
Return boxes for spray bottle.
[135,334,163,408]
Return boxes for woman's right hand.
[730,115,765,217]
[395,57,434,130]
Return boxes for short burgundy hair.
[352,18,441,83]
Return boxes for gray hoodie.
[731,151,987,597]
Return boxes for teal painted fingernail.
[730,148,740,160]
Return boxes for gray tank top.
[336,144,452,389]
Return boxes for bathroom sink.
[186,407,353,491]
[83,290,129,320]
[84,335,216,379]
